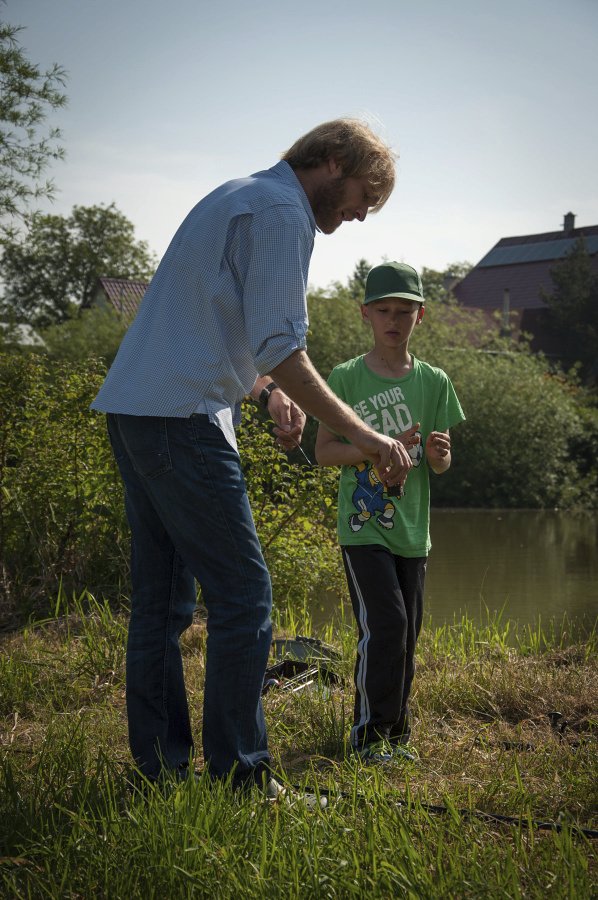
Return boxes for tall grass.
[1,594,596,898]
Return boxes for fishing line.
[289,436,315,468]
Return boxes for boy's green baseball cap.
[363,261,425,305]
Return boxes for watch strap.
[259,381,278,408]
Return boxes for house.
[93,277,149,321]
[453,213,598,358]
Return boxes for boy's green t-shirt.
[327,355,465,557]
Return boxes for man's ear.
[361,304,370,324]
[416,305,425,324]
[328,157,342,177]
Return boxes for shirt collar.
[267,160,316,229]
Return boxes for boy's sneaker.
[351,740,394,764]
[263,777,328,809]
[351,740,418,765]
[388,743,417,762]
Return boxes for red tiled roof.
[97,277,149,319]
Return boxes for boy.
[315,261,465,763]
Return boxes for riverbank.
[1,596,596,898]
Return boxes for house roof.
[96,277,149,319]
[454,223,598,311]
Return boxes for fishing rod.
[287,781,598,839]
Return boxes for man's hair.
[281,118,397,212]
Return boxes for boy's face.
[361,296,424,350]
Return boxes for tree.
[346,257,371,299]
[306,285,369,379]
[0,203,157,324]
[0,19,67,236]
[543,238,598,377]
[421,261,472,304]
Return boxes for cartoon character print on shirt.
[348,431,423,533]
[408,431,424,467]
[348,463,394,532]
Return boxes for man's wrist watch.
[259,381,279,408]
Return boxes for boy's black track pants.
[341,544,426,748]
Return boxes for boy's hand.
[425,430,451,473]
[268,389,307,451]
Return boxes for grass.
[0,592,596,898]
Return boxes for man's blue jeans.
[106,413,272,785]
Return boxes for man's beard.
[310,175,348,233]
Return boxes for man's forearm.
[270,350,413,486]
[270,350,374,447]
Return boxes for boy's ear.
[360,304,370,323]
[416,305,425,324]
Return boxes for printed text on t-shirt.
[353,386,413,436]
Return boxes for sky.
[7,0,598,291]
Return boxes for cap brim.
[364,291,424,305]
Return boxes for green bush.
[0,352,128,621]
[424,348,598,508]
[306,285,370,380]
[40,306,128,367]
[237,404,344,615]
[1,329,596,626]
[0,353,344,624]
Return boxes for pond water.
[311,509,597,637]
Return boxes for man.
[92,118,412,793]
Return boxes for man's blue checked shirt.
[91,161,316,449]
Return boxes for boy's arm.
[315,422,366,467]
[425,430,451,474]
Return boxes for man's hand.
[354,430,412,488]
[268,389,306,452]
